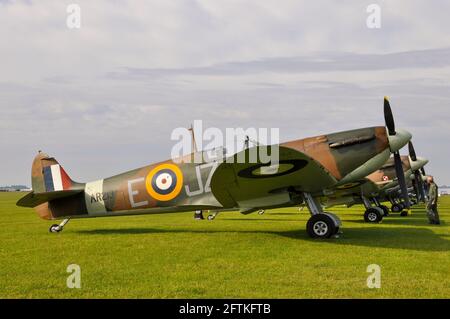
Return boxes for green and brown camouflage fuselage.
[18,126,410,220]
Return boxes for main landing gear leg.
[49,218,70,233]
[388,196,404,213]
[372,197,389,217]
[303,193,342,239]
[362,196,383,223]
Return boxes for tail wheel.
[364,207,383,223]
[306,214,336,239]
[49,224,62,233]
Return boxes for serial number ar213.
[89,191,114,204]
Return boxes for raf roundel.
[145,163,183,201]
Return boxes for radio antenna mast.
[188,124,198,153]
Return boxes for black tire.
[194,211,204,220]
[306,214,336,239]
[364,207,383,223]
[379,205,390,216]
[400,211,409,217]
[391,203,402,213]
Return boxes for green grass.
[0,192,449,298]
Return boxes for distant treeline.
[0,185,30,191]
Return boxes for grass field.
[0,192,449,298]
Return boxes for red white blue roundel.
[152,170,176,194]
[145,164,184,201]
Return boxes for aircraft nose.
[410,157,429,172]
[387,128,412,153]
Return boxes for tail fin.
[17,152,83,211]
[31,152,76,193]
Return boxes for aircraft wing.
[210,145,338,210]
[316,178,382,208]
[328,178,381,198]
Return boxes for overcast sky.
[1,0,450,186]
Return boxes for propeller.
[384,97,410,209]
[420,167,429,199]
[393,152,410,208]
[421,167,426,176]
[415,171,426,202]
[408,141,417,161]
[384,97,396,135]
[408,141,426,202]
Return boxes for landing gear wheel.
[207,214,215,221]
[258,210,265,215]
[49,224,62,233]
[391,203,403,213]
[194,210,204,220]
[364,207,383,223]
[400,211,409,217]
[379,205,390,217]
[306,214,336,239]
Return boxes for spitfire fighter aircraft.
[17,98,412,238]
[374,170,429,215]
[381,142,430,210]
[364,144,429,213]
[320,147,429,223]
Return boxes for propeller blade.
[411,174,419,202]
[408,141,417,161]
[419,167,430,201]
[415,171,426,202]
[394,152,410,209]
[384,97,396,135]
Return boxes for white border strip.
[51,165,63,191]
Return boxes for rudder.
[31,152,76,193]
